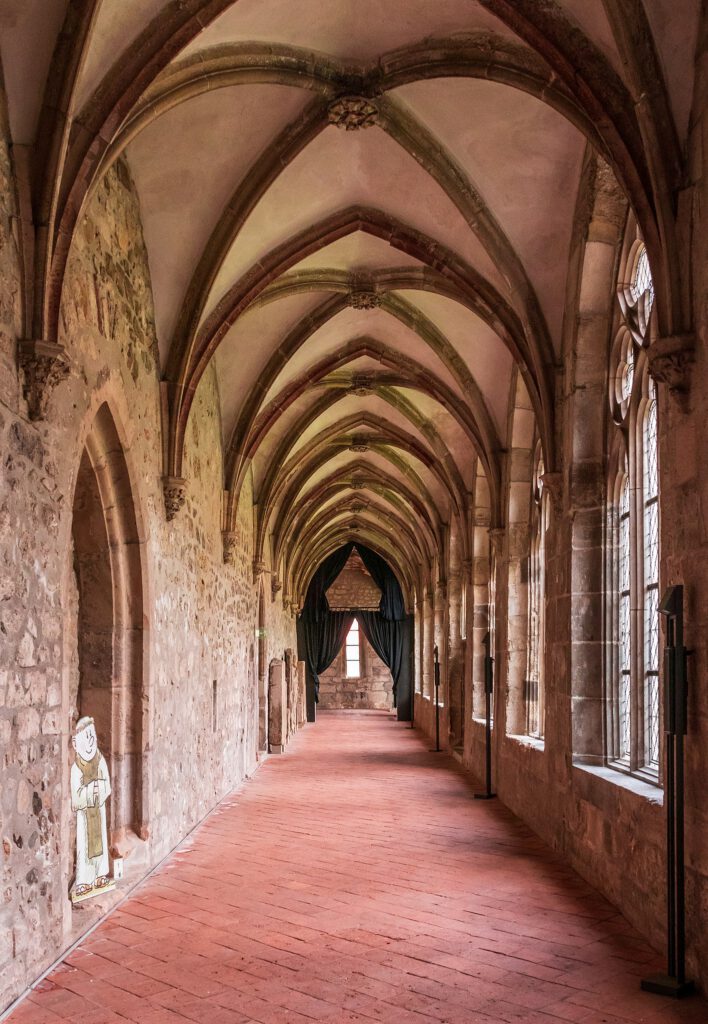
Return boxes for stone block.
[268,660,287,753]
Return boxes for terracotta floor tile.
[5,711,707,1024]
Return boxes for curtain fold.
[301,609,354,702]
[305,542,354,621]
[354,544,406,621]
[357,611,403,706]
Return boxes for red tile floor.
[6,710,707,1024]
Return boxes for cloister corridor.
[5,712,707,1024]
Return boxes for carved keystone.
[350,477,365,490]
[222,530,238,565]
[350,435,369,453]
[19,339,70,421]
[327,95,379,131]
[348,289,380,310]
[162,476,187,521]
[648,334,695,407]
[348,373,374,396]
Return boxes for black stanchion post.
[430,644,442,752]
[475,631,496,799]
[642,585,694,999]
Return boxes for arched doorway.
[67,404,147,872]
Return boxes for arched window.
[526,444,546,739]
[345,619,360,677]
[617,465,631,761]
[643,386,660,768]
[607,238,660,777]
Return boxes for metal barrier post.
[642,585,693,998]
[474,631,496,799]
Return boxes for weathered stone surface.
[268,660,287,753]
[0,156,297,1011]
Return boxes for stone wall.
[413,28,708,992]
[318,631,394,711]
[0,147,296,1012]
[326,551,381,610]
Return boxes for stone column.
[471,530,490,719]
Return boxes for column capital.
[540,471,563,521]
[648,333,695,408]
[19,339,70,420]
[162,476,187,521]
[222,530,238,565]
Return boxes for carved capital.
[648,334,695,405]
[252,559,266,583]
[19,339,70,421]
[222,530,238,565]
[540,471,563,520]
[162,476,187,521]
[327,95,379,131]
[271,576,282,600]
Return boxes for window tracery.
[607,237,660,777]
[526,444,546,739]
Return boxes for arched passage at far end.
[296,541,414,726]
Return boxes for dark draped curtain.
[357,611,403,704]
[305,543,354,621]
[355,545,406,621]
[301,609,353,701]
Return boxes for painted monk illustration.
[70,716,112,900]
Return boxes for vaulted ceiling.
[4,0,699,604]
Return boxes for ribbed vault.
[6,0,699,610]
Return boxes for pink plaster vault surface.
[8,711,707,1024]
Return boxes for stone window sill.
[471,714,494,727]
[507,733,545,752]
[573,762,664,805]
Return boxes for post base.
[641,974,695,998]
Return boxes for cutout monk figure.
[70,716,114,902]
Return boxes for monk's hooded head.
[73,717,98,762]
